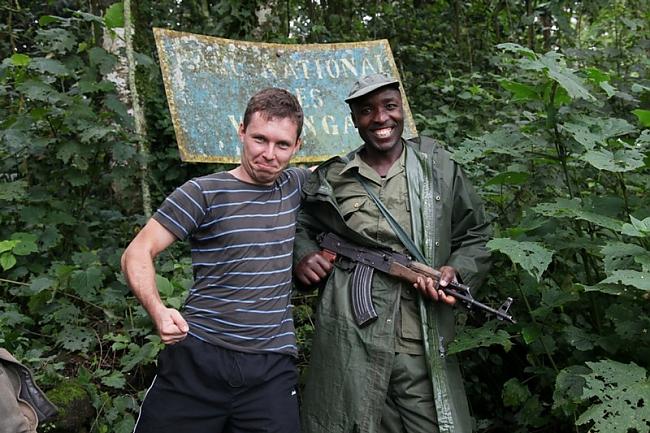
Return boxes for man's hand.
[294,251,334,287]
[153,307,189,344]
[413,265,458,305]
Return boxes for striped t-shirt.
[152,167,309,357]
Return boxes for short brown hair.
[243,88,304,138]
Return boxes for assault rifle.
[318,232,516,326]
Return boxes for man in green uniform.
[293,73,492,433]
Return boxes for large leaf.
[155,275,174,297]
[29,57,70,76]
[70,266,105,297]
[57,326,96,352]
[10,232,39,255]
[101,371,126,389]
[497,43,536,58]
[0,253,16,271]
[485,171,529,186]
[563,325,594,351]
[499,80,541,101]
[10,53,30,66]
[562,117,636,151]
[104,2,125,29]
[35,28,76,54]
[577,360,650,433]
[502,378,531,407]
[601,241,648,273]
[581,148,645,172]
[25,276,55,296]
[621,216,650,238]
[632,109,650,127]
[487,238,553,281]
[533,198,624,231]
[539,52,595,102]
[447,322,512,355]
[0,180,27,201]
[597,270,650,292]
[553,365,589,415]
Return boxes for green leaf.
[637,255,650,273]
[0,252,17,270]
[38,15,60,26]
[584,67,610,84]
[155,274,174,297]
[622,216,650,237]
[70,266,105,297]
[581,148,645,172]
[521,324,541,344]
[487,238,554,281]
[0,180,27,201]
[499,80,541,101]
[35,28,76,54]
[120,341,162,372]
[601,242,647,273]
[597,270,650,292]
[57,326,96,352]
[599,81,616,98]
[562,117,636,151]
[56,141,81,164]
[134,52,155,67]
[553,365,589,415]
[0,240,18,254]
[26,276,55,295]
[485,171,529,186]
[447,322,512,354]
[11,239,38,256]
[563,325,594,351]
[0,303,34,327]
[88,47,117,75]
[114,417,135,433]
[29,57,70,76]
[539,52,595,102]
[16,79,61,102]
[105,2,125,29]
[577,360,650,433]
[533,198,624,231]
[101,371,126,389]
[79,125,114,143]
[10,53,30,66]
[632,109,650,127]
[502,378,531,407]
[497,43,536,58]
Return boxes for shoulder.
[406,136,455,165]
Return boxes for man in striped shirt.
[121,88,309,433]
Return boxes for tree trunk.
[124,0,152,218]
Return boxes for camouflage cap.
[344,73,400,103]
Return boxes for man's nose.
[263,144,276,160]
[373,108,388,123]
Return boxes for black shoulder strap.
[355,173,427,263]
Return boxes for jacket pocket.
[339,195,368,222]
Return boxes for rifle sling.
[355,173,428,263]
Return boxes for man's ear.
[292,138,302,156]
[350,111,357,128]
[238,122,245,141]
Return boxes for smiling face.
[349,86,404,157]
[235,112,301,186]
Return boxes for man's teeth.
[375,128,392,138]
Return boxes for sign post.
[154,29,418,163]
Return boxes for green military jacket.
[294,138,492,433]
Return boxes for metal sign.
[153,28,418,163]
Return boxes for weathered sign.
[153,28,418,163]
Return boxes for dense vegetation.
[1,1,648,432]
